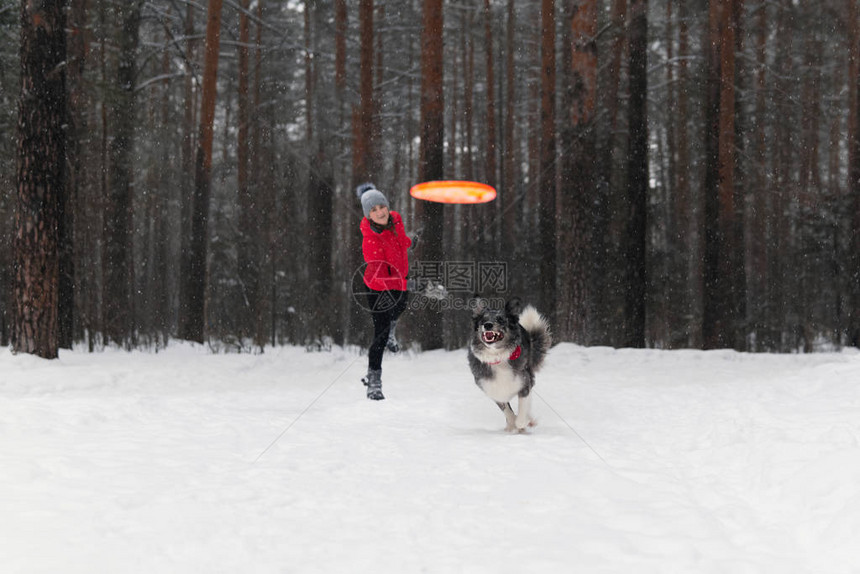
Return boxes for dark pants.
[366,290,407,371]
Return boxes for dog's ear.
[505,297,522,318]
[471,294,488,317]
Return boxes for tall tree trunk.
[335,0,347,97]
[180,0,196,315]
[66,0,89,347]
[593,0,626,346]
[95,0,108,343]
[237,0,258,344]
[769,0,794,350]
[334,0,348,196]
[459,8,475,265]
[660,0,681,348]
[14,0,67,358]
[538,0,557,317]
[725,0,745,350]
[353,0,377,184]
[347,0,377,346]
[463,9,474,182]
[306,0,334,343]
[103,0,143,348]
[502,0,517,259]
[703,0,743,350]
[418,0,445,350]
[155,36,171,345]
[703,0,724,349]
[798,5,821,351]
[179,0,224,343]
[484,0,497,191]
[624,0,648,348]
[850,0,860,347]
[557,0,597,344]
[749,0,770,349]
[449,25,460,179]
[676,0,698,347]
[252,0,271,347]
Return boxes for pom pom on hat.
[356,182,389,218]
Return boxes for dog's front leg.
[515,393,535,432]
[496,402,517,432]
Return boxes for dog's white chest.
[478,366,524,403]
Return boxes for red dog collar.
[487,345,522,365]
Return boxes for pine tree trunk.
[155,41,171,345]
[703,0,724,350]
[484,0,497,190]
[460,8,475,265]
[677,0,699,347]
[463,9,474,182]
[306,0,334,343]
[748,0,770,349]
[103,0,143,348]
[180,0,196,312]
[14,0,67,359]
[703,0,743,350]
[65,0,89,348]
[418,0,445,350]
[538,0,557,317]
[593,0,626,346]
[557,0,597,344]
[251,0,271,347]
[624,0,648,348]
[798,2,821,351]
[850,0,860,347]
[347,0,377,346]
[179,0,224,343]
[354,0,377,184]
[502,0,517,260]
[237,0,258,344]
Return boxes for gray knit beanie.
[357,183,389,218]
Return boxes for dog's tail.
[519,305,552,371]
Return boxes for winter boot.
[386,321,400,354]
[362,369,385,400]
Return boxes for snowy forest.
[2,0,860,358]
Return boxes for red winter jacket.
[361,210,412,291]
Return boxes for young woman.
[357,184,412,400]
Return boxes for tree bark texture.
[624,0,648,348]
[14,0,67,359]
[850,0,860,347]
[556,0,597,344]
[103,0,143,347]
[418,0,445,350]
[501,0,517,259]
[484,0,497,191]
[237,0,259,342]
[306,0,334,341]
[180,0,223,343]
[538,0,557,316]
[703,0,743,350]
[63,0,89,348]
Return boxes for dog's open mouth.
[482,330,504,344]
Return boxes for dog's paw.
[515,416,533,431]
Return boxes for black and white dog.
[467,297,552,432]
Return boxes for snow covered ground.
[3,342,860,573]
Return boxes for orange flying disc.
[409,180,497,204]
